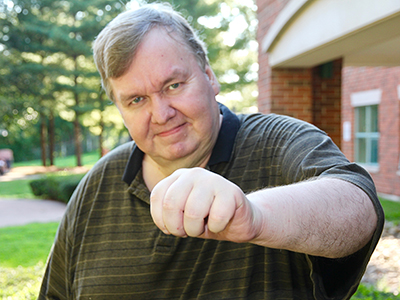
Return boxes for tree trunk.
[74,109,82,167]
[40,113,47,166]
[73,57,82,167]
[99,115,104,158]
[48,109,55,166]
[99,93,105,158]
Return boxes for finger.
[207,188,237,233]
[183,185,215,237]
[150,174,180,235]
[161,175,195,237]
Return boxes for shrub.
[29,174,84,203]
[58,177,83,202]
[29,177,59,200]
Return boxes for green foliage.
[29,176,59,199]
[29,173,84,202]
[0,0,258,164]
[352,284,400,299]
[0,0,128,164]
[380,199,400,224]
[0,222,59,268]
[0,262,45,299]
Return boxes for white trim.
[343,121,351,142]
[350,89,382,107]
[359,163,380,174]
[378,192,400,202]
[397,84,400,100]
[261,0,400,68]
[261,0,309,53]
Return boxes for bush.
[29,177,59,199]
[29,174,84,203]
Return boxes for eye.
[169,83,180,90]
[132,96,144,104]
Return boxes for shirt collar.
[122,103,240,185]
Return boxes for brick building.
[257,0,400,200]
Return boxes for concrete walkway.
[0,198,67,228]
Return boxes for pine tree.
[0,0,257,164]
[0,0,124,165]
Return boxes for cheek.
[192,109,217,136]
[120,112,148,141]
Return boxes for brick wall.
[258,0,400,198]
[256,0,290,113]
[257,0,342,147]
[270,67,313,122]
[342,66,400,198]
[312,59,342,148]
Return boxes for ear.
[205,65,220,96]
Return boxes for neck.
[142,152,211,191]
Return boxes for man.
[39,3,384,299]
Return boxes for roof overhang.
[262,0,400,68]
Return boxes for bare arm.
[150,168,378,259]
[248,177,378,258]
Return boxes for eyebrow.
[119,93,138,106]
[161,67,188,86]
[118,67,189,105]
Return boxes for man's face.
[110,28,221,169]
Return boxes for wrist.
[247,192,289,249]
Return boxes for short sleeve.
[279,117,384,299]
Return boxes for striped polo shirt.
[39,104,384,300]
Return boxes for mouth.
[157,123,187,138]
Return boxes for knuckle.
[184,209,203,221]
[209,213,227,225]
[162,196,175,211]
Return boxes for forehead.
[140,28,194,61]
[137,27,203,71]
[110,28,201,101]
[134,30,194,74]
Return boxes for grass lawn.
[0,222,59,268]
[0,179,36,199]
[0,173,86,199]
[0,262,45,299]
[0,151,96,199]
[380,199,400,224]
[0,223,59,299]
[13,150,100,168]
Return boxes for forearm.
[248,178,378,258]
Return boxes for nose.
[149,95,176,124]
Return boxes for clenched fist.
[150,168,262,243]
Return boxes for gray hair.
[93,2,209,101]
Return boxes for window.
[354,105,379,165]
[351,89,381,167]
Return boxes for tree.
[0,0,67,165]
[0,0,125,165]
[38,0,124,166]
[0,0,258,164]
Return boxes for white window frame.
[351,89,381,172]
